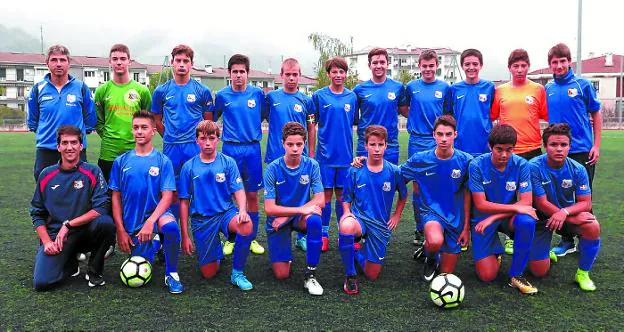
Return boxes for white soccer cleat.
[304,274,324,296]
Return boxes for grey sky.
[2,0,622,80]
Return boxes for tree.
[308,33,359,91]
[147,69,173,93]
[396,69,413,84]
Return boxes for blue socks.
[578,238,600,271]
[306,214,322,266]
[334,199,344,229]
[161,222,181,275]
[339,233,356,276]
[232,233,252,271]
[321,203,332,238]
[509,214,536,277]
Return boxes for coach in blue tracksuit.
[30,125,114,290]
[27,45,96,181]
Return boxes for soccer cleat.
[303,272,324,296]
[295,237,307,252]
[249,240,265,255]
[549,250,559,263]
[85,272,106,287]
[104,245,115,259]
[71,266,81,277]
[504,239,514,255]
[508,276,538,295]
[413,231,424,247]
[552,238,577,257]
[412,247,425,262]
[575,269,596,291]
[222,240,235,256]
[231,271,253,291]
[461,245,469,252]
[423,256,438,282]
[76,252,88,262]
[165,273,185,294]
[321,236,329,252]
[343,276,360,295]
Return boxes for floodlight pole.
[576,0,583,75]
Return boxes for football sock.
[509,214,536,277]
[232,233,252,271]
[306,214,322,266]
[321,203,332,238]
[334,199,344,229]
[578,238,600,271]
[339,233,356,276]
[161,222,181,275]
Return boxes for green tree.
[148,69,173,93]
[308,33,359,91]
[396,69,413,84]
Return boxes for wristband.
[62,220,73,229]
[562,208,570,216]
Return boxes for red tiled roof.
[0,52,146,69]
[529,54,624,75]
[350,46,459,56]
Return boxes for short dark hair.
[171,44,194,62]
[196,120,221,138]
[282,122,306,142]
[433,114,457,131]
[365,125,387,144]
[461,48,483,66]
[56,125,82,145]
[46,44,70,63]
[325,57,348,73]
[228,54,250,73]
[488,124,517,147]
[109,44,130,58]
[548,43,572,63]
[368,48,389,64]
[132,110,155,124]
[542,123,571,146]
[508,48,530,67]
[419,49,439,65]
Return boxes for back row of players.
[28,43,600,296]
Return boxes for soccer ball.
[120,256,152,288]
[429,273,465,308]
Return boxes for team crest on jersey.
[149,166,160,176]
[124,89,140,105]
[450,169,461,178]
[568,88,578,97]
[520,181,529,188]
[187,94,196,103]
[247,99,256,108]
[434,90,443,99]
[479,94,488,102]
[299,174,310,185]
[561,179,573,188]
[67,94,76,103]
[293,104,303,113]
[525,96,534,105]
[344,104,351,112]
[505,181,517,191]
[216,173,226,183]
[387,92,396,100]
[73,180,84,189]
[382,182,391,192]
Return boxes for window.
[103,71,110,82]
[591,80,600,93]
[252,81,258,86]
[436,68,442,76]
[263,81,268,88]
[84,71,95,78]
[16,68,24,81]
[0,68,5,80]
[17,87,25,97]
[133,73,140,81]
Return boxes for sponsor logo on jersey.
[149,166,160,176]
[216,173,226,183]
[299,174,310,185]
[236,177,242,183]
[293,104,303,113]
[225,102,233,107]
[382,182,391,192]
[66,94,76,103]
[482,180,492,185]
[505,181,517,191]
[434,90,443,99]
[456,94,465,100]
[561,179,573,188]
[344,104,351,112]
[51,184,60,190]
[580,184,588,191]
[479,94,488,102]
[357,183,367,188]
[525,96,534,105]
[276,180,286,185]
[41,96,54,101]
[247,99,256,108]
[567,88,578,98]
[387,92,396,100]
[186,94,196,103]
[451,169,461,178]
[520,181,529,188]
[73,180,84,189]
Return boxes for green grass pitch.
[0,131,623,330]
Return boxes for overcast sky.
[2,0,622,80]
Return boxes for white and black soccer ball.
[429,273,465,308]
[120,256,152,288]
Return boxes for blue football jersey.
[530,154,591,208]
[468,153,532,222]
[213,85,265,143]
[265,89,314,163]
[263,156,324,212]
[405,79,450,146]
[150,79,213,144]
[400,149,472,229]
[447,80,495,156]
[178,153,243,220]
[353,79,407,154]
[109,149,176,234]
[342,161,407,236]
[313,86,358,167]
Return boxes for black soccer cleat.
[85,272,106,287]
[423,256,438,282]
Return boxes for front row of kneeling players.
[31,112,600,295]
